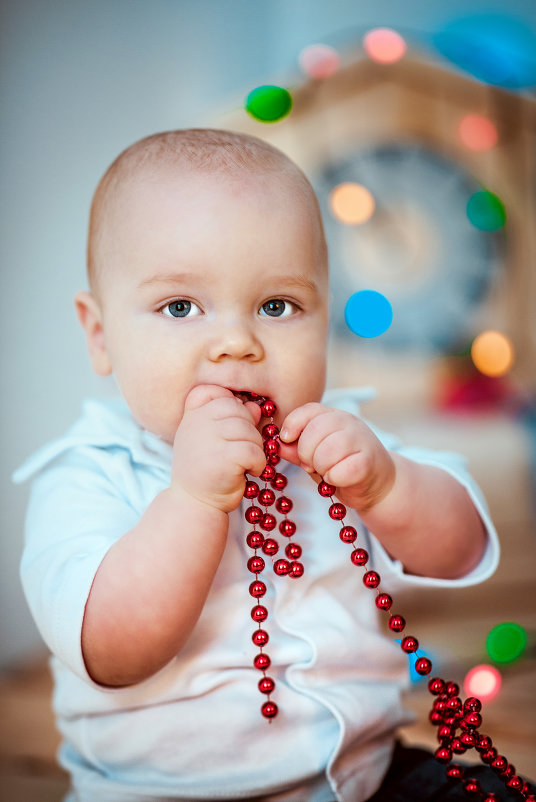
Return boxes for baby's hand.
[279,403,395,512]
[171,385,266,513]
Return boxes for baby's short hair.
[87,128,327,294]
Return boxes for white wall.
[2,0,535,666]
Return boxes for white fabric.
[14,389,499,802]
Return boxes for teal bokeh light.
[467,190,506,231]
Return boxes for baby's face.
[87,168,329,443]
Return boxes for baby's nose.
[208,320,264,362]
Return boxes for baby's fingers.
[279,403,327,446]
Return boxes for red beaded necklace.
[242,398,534,801]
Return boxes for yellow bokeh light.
[329,183,375,225]
[471,330,514,377]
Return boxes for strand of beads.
[315,480,534,800]
[244,399,304,719]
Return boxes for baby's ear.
[74,291,112,376]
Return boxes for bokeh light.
[464,664,502,702]
[245,85,293,123]
[329,182,375,225]
[363,28,407,64]
[471,330,514,377]
[459,114,498,151]
[345,290,393,338]
[486,622,527,664]
[467,190,506,230]
[299,43,341,79]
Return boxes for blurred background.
[1,1,535,799]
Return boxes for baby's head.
[76,129,330,441]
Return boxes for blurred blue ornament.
[433,14,536,89]
[344,290,392,338]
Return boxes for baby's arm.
[82,386,265,687]
[279,404,486,580]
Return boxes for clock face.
[316,142,504,350]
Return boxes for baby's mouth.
[230,389,267,406]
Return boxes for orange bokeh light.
[329,183,375,225]
[299,43,341,79]
[464,664,502,702]
[471,330,514,377]
[459,114,498,151]
[363,28,407,64]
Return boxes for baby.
[16,129,505,801]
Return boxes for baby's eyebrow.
[137,272,198,290]
[267,275,320,294]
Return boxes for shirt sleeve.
[20,447,141,683]
[361,420,500,589]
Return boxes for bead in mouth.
[230,389,267,406]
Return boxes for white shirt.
[14,389,499,802]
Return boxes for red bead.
[252,629,269,647]
[415,657,433,676]
[430,711,443,725]
[258,676,276,694]
[253,652,271,670]
[363,570,381,589]
[491,755,508,774]
[279,519,296,537]
[339,525,357,543]
[268,453,280,465]
[446,696,462,712]
[261,700,278,718]
[389,614,406,632]
[261,513,277,531]
[285,542,302,559]
[275,496,293,514]
[247,556,265,574]
[259,488,276,506]
[463,711,482,730]
[261,400,277,417]
[244,481,259,499]
[446,682,460,697]
[249,580,266,598]
[375,593,393,611]
[506,776,524,791]
[434,746,452,764]
[289,561,304,578]
[464,697,482,713]
[482,796,499,802]
[350,548,369,566]
[251,605,268,622]
[476,735,493,753]
[433,698,447,713]
[451,738,467,754]
[401,635,418,653]
[481,747,497,764]
[246,531,264,549]
[245,505,263,524]
[463,778,482,795]
[272,472,287,490]
[437,723,454,741]
[429,678,446,695]
[502,765,515,780]
[260,464,276,481]
[329,502,347,520]
[264,438,280,457]
[273,559,291,576]
[460,732,478,748]
[262,538,279,556]
[262,423,279,439]
[446,763,465,780]
[318,481,336,497]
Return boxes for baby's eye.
[161,299,202,318]
[259,299,296,318]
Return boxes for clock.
[315,141,504,351]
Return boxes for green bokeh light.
[467,190,506,231]
[245,85,293,123]
[486,621,527,664]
